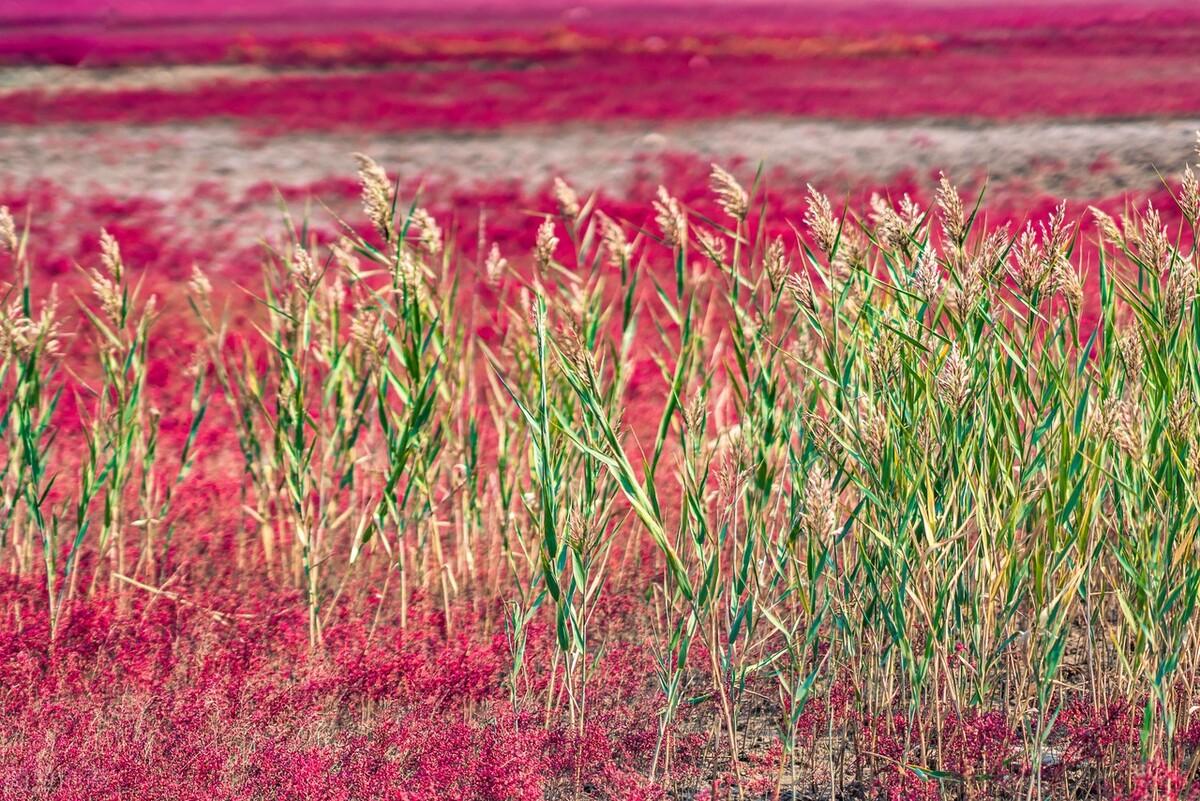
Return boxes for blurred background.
[2,0,1199,277]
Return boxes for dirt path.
[3,118,1197,204]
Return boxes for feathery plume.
[1117,328,1144,388]
[709,163,749,221]
[1040,201,1073,257]
[89,269,121,324]
[331,237,358,273]
[1050,255,1083,318]
[947,257,986,318]
[410,208,442,256]
[870,192,923,251]
[353,153,392,239]
[683,393,707,438]
[763,237,789,290]
[653,186,687,248]
[484,243,507,287]
[597,211,633,268]
[977,225,1012,278]
[534,218,559,272]
[804,184,839,256]
[802,464,838,542]
[0,206,15,253]
[1088,206,1124,246]
[869,193,907,250]
[785,270,816,312]
[868,327,901,386]
[936,344,972,411]
[349,304,387,367]
[1134,201,1169,269]
[936,172,966,244]
[555,320,596,383]
[0,290,61,359]
[695,229,727,265]
[908,248,942,302]
[832,228,868,278]
[99,228,123,282]
[1106,398,1143,460]
[289,249,321,293]
[552,177,581,220]
[1166,255,1198,327]
[188,265,212,310]
[1169,389,1196,444]
[1009,222,1048,297]
[858,397,888,466]
[393,247,421,293]
[1180,165,1200,224]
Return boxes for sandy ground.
[2,117,1198,204]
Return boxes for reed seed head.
[868,327,901,386]
[353,153,392,239]
[936,172,966,244]
[802,464,838,542]
[1009,223,1048,297]
[695,229,727,265]
[0,206,15,254]
[597,211,633,268]
[870,192,923,251]
[909,248,942,302]
[1117,327,1144,388]
[553,177,581,220]
[936,344,972,411]
[556,321,596,385]
[188,265,212,310]
[1050,255,1083,318]
[394,248,421,293]
[832,228,868,279]
[764,237,789,290]
[653,186,687,249]
[1040,201,1073,257]
[331,237,358,273]
[484,243,507,287]
[1106,398,1143,460]
[98,228,123,282]
[1165,255,1197,327]
[350,304,387,367]
[411,208,442,257]
[949,255,988,318]
[804,184,839,257]
[1169,389,1196,444]
[1180,165,1200,225]
[785,270,816,312]
[683,393,707,437]
[858,397,888,466]
[1134,202,1169,269]
[534,218,559,272]
[1088,206,1124,247]
[289,249,321,294]
[89,268,122,323]
[709,163,749,221]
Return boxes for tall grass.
[3,133,1200,797]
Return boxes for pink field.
[3,3,1200,131]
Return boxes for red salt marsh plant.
[8,44,1200,135]
[6,3,1200,134]
[5,134,1200,799]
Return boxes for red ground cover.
[3,3,1200,132]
